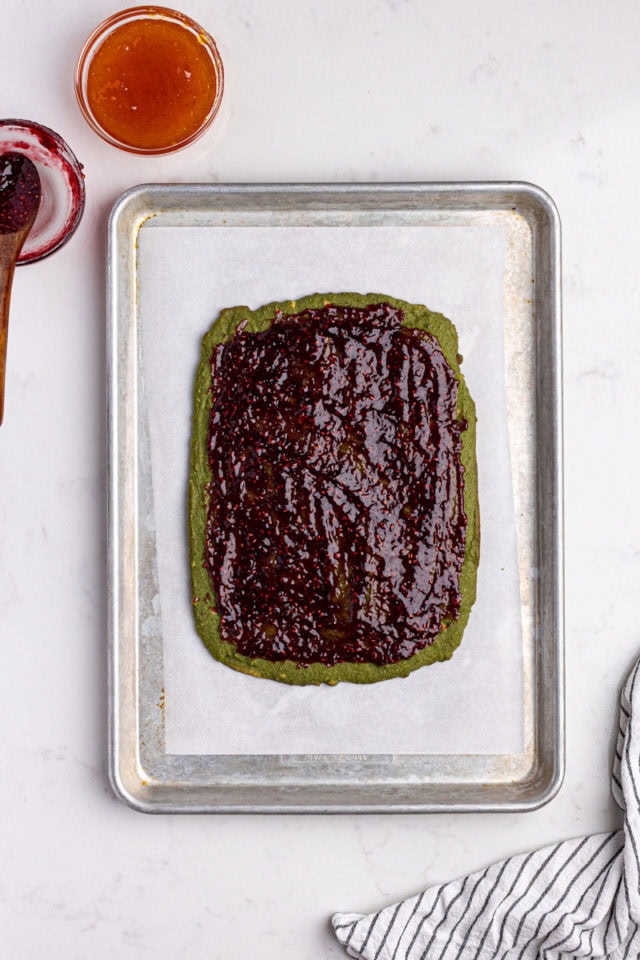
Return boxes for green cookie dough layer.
[189,292,480,685]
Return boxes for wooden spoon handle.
[0,249,18,426]
[0,229,30,426]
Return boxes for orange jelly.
[77,8,223,153]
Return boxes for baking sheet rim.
[107,180,564,813]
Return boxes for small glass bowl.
[0,119,85,265]
[74,5,224,156]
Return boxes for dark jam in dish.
[204,302,468,667]
[0,153,41,235]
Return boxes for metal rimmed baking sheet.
[108,182,563,812]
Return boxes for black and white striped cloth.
[332,659,640,959]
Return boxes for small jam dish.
[75,5,224,155]
[0,119,85,265]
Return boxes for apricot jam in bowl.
[74,5,224,155]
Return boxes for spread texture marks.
[189,293,479,685]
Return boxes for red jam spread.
[204,302,468,667]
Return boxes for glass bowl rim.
[74,5,224,156]
[0,117,86,265]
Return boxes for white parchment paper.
[138,222,524,755]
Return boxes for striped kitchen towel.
[332,658,640,959]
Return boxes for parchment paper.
[138,221,524,756]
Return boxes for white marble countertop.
[2,1,639,955]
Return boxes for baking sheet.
[108,183,563,812]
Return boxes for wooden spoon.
[0,153,41,425]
